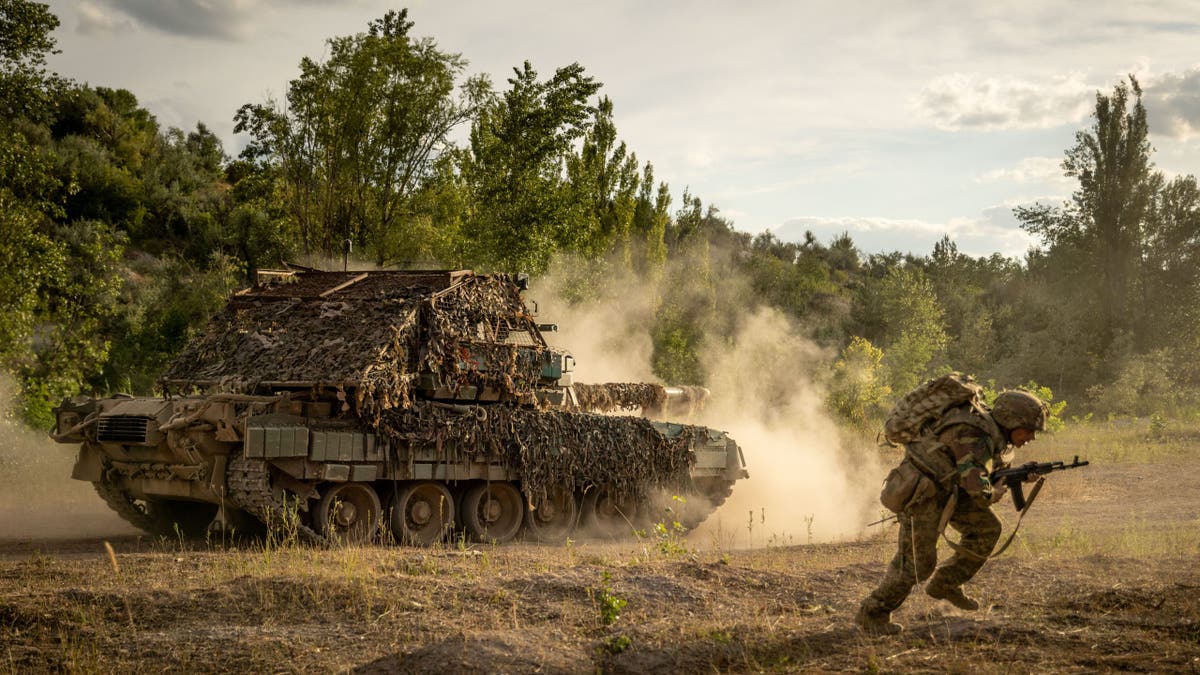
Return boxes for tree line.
[2,2,1197,428]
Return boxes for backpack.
[882,372,985,446]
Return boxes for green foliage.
[0,0,63,121]
[1084,349,1197,418]
[0,131,61,369]
[601,634,632,655]
[97,253,241,394]
[21,219,126,427]
[594,571,627,626]
[562,97,641,262]
[235,9,486,263]
[742,231,854,341]
[460,60,601,273]
[4,11,1200,428]
[1015,76,1165,391]
[856,265,948,393]
[651,304,705,385]
[827,336,892,426]
[641,495,690,557]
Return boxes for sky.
[41,0,1200,258]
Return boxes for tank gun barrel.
[574,383,710,417]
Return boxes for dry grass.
[2,420,1199,673]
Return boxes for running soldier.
[856,387,1049,635]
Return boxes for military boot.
[854,604,903,635]
[926,584,980,611]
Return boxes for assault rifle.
[991,455,1089,511]
[867,455,1090,527]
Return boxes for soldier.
[855,390,1049,635]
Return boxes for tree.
[0,0,62,122]
[854,265,948,393]
[827,336,892,425]
[235,10,487,262]
[460,61,601,273]
[1017,76,1159,350]
[1142,175,1200,350]
[631,162,670,273]
[563,97,640,262]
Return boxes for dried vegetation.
[2,422,1199,673]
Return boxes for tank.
[51,269,748,545]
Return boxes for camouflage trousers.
[861,491,1001,616]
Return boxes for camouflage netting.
[416,275,545,418]
[575,383,668,413]
[377,403,699,502]
[574,383,710,418]
[161,271,545,422]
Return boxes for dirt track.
[1,459,1198,673]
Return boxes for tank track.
[93,480,173,536]
[226,456,326,544]
[677,480,736,530]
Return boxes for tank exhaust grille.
[97,416,151,443]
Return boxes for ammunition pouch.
[879,458,939,514]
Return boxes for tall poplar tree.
[1017,76,1159,351]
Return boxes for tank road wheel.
[314,482,381,545]
[581,487,640,538]
[524,486,579,543]
[390,481,455,546]
[461,482,524,543]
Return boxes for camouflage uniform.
[859,408,1009,622]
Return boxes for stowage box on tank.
[52,269,748,544]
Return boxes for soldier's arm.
[940,425,996,501]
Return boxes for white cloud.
[911,72,1095,131]
[80,0,355,40]
[1144,67,1200,140]
[76,1,135,34]
[772,211,1036,258]
[974,156,1072,185]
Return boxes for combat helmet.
[991,390,1048,432]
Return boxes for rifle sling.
[939,477,1046,561]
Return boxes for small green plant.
[1149,412,1167,437]
[651,520,689,557]
[603,634,632,654]
[594,571,627,626]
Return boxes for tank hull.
[56,394,747,544]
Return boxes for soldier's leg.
[926,500,1001,607]
[859,498,943,617]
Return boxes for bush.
[827,336,892,426]
[1085,349,1199,418]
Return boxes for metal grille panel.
[97,416,150,444]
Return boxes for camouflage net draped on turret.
[377,403,699,502]
[414,276,545,422]
[574,383,710,417]
[160,272,544,422]
[575,383,668,413]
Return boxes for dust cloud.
[531,260,888,549]
[0,377,136,541]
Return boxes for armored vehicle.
[52,269,747,545]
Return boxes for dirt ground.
[2,451,1199,673]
